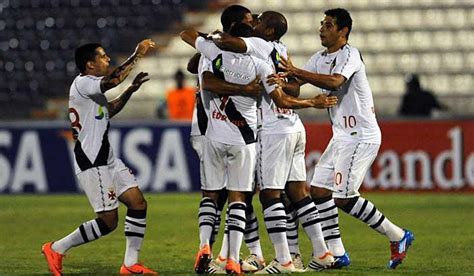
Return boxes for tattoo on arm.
[101,53,141,92]
[107,88,134,118]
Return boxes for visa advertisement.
[0,120,473,193]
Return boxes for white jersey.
[190,55,210,137]
[242,37,304,134]
[303,44,381,144]
[69,75,114,174]
[195,36,276,145]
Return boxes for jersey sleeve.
[302,53,319,73]
[242,37,273,60]
[76,75,103,97]
[332,47,362,80]
[195,37,220,61]
[254,58,277,95]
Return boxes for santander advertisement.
[305,120,474,191]
[0,120,472,193]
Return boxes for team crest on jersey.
[107,189,116,200]
[95,105,105,120]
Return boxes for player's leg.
[241,191,266,272]
[285,131,332,271]
[114,160,156,275]
[256,134,294,274]
[333,142,413,269]
[310,139,350,268]
[42,166,118,275]
[281,193,304,271]
[224,143,256,274]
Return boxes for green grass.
[1,193,473,275]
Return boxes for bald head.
[260,11,287,40]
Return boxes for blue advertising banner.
[0,121,200,193]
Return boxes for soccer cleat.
[291,253,305,272]
[255,259,295,274]
[241,254,266,272]
[42,242,64,276]
[225,259,242,275]
[120,263,158,275]
[207,257,226,274]
[304,252,334,272]
[332,252,351,269]
[194,244,211,274]
[388,229,415,269]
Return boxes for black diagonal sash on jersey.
[211,54,255,144]
[270,48,283,73]
[74,122,111,171]
[196,92,208,135]
[224,98,256,144]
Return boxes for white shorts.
[76,159,138,213]
[190,135,207,187]
[310,139,379,198]
[257,131,307,190]
[202,139,256,192]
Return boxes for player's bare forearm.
[212,32,247,53]
[202,72,261,97]
[292,68,344,90]
[107,89,134,118]
[271,88,313,109]
[180,30,200,48]
[101,39,155,92]
[283,78,301,97]
[187,53,201,74]
[101,53,141,92]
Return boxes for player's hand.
[244,78,263,97]
[129,72,150,92]
[278,55,296,77]
[135,39,157,57]
[312,94,338,108]
[266,73,286,89]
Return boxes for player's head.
[253,11,288,41]
[75,43,110,76]
[221,5,252,33]
[174,69,185,88]
[320,8,352,47]
[229,23,254,38]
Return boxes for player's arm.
[187,53,201,74]
[100,39,155,93]
[107,72,149,118]
[202,71,262,97]
[266,74,301,97]
[279,55,345,90]
[269,86,337,109]
[210,31,247,53]
[180,29,209,48]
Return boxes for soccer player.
[186,5,266,274]
[277,8,415,269]
[211,11,337,273]
[181,23,274,274]
[41,39,157,275]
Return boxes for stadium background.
[1,1,474,275]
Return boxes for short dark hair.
[75,43,102,72]
[221,5,251,33]
[229,23,254,38]
[325,8,352,40]
[261,11,288,40]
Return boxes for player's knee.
[335,197,358,213]
[310,186,332,199]
[97,211,119,232]
[259,189,281,207]
[285,181,308,202]
[128,197,147,210]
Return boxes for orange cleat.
[225,259,243,275]
[41,242,64,276]
[120,263,158,275]
[194,244,211,274]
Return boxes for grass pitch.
[1,193,473,275]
